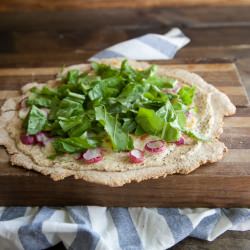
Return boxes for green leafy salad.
[21,60,204,157]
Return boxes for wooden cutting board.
[0,62,249,207]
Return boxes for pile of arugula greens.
[23,60,203,155]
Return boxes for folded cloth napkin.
[1,207,250,249]
[89,28,190,61]
[1,28,249,250]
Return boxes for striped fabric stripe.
[0,207,27,221]
[190,210,221,240]
[67,206,100,250]
[109,208,143,250]
[90,50,126,60]
[18,207,54,250]
[129,208,175,250]
[138,34,178,58]
[88,207,121,250]
[89,28,190,61]
[157,208,193,243]
[0,207,246,249]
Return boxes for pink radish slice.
[20,134,36,145]
[35,132,51,146]
[175,137,185,146]
[82,148,103,164]
[129,149,144,163]
[145,140,166,153]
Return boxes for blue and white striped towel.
[1,207,250,249]
[89,28,190,61]
[1,28,249,250]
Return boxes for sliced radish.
[175,137,185,146]
[145,140,166,153]
[129,149,144,163]
[82,148,103,164]
[18,107,30,119]
[35,132,52,146]
[20,134,36,145]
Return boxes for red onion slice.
[145,140,166,153]
[35,132,52,146]
[175,137,185,146]
[82,148,103,164]
[129,149,144,163]
[20,134,36,145]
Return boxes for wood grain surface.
[0,5,250,249]
[1,0,250,11]
[0,62,249,207]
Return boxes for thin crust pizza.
[0,59,236,186]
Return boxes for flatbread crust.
[0,59,236,187]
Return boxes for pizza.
[0,59,236,186]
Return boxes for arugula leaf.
[122,118,137,133]
[156,102,185,141]
[176,111,187,129]
[146,76,176,89]
[183,130,208,141]
[44,121,65,136]
[178,86,195,105]
[156,101,175,122]
[27,94,54,108]
[68,119,91,137]
[134,125,145,136]
[26,105,47,135]
[58,116,83,132]
[55,98,84,118]
[52,132,98,153]
[66,90,85,104]
[22,59,205,157]
[95,106,133,151]
[118,83,146,106]
[136,108,164,135]
[91,62,119,78]
[172,101,188,112]
[162,123,181,142]
[120,60,156,82]
[27,87,59,108]
[64,69,79,85]
[39,86,58,96]
[88,77,122,101]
